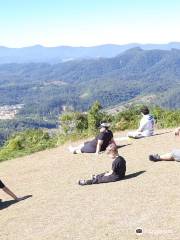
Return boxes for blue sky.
[0,0,180,47]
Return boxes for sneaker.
[78,179,87,186]
[68,146,77,154]
[149,154,160,162]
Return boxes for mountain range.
[0,47,180,118]
[1,42,180,63]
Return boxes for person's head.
[140,106,149,115]
[99,122,110,132]
[106,143,118,157]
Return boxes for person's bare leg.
[149,152,174,162]
[2,186,19,200]
[159,153,174,161]
[2,186,29,201]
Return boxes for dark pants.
[85,173,124,185]
[81,142,96,153]
[0,180,5,189]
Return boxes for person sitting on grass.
[127,106,155,139]
[0,179,28,202]
[69,123,115,154]
[78,143,126,185]
[149,127,180,162]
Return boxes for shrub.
[87,101,103,134]
[152,106,180,128]
[0,129,57,162]
[60,111,88,134]
[114,106,140,130]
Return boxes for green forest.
[0,48,180,118]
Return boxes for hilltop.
[1,129,180,240]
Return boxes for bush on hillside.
[152,106,180,128]
[0,129,57,161]
[113,106,140,130]
[60,111,88,134]
[87,101,103,134]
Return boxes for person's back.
[127,106,155,139]
[139,114,155,136]
[112,156,126,179]
[97,129,113,151]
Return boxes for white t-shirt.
[138,114,155,136]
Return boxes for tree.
[87,101,103,135]
[60,112,88,134]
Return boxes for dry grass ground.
[0,129,180,240]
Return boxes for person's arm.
[138,118,146,132]
[110,138,117,146]
[96,140,103,154]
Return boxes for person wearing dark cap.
[0,179,27,201]
[127,106,155,139]
[78,143,126,185]
[68,123,115,154]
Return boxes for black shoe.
[149,154,160,162]
[78,179,94,185]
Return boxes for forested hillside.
[0,47,180,118]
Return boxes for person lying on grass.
[0,179,28,202]
[78,143,126,186]
[127,106,155,139]
[69,123,116,155]
[149,127,180,162]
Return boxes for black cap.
[140,106,149,115]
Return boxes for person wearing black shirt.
[69,123,115,154]
[78,144,126,185]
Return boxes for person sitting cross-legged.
[78,143,126,186]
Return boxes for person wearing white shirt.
[127,106,155,139]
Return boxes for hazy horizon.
[1,41,180,49]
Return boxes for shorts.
[171,149,180,161]
[0,180,5,189]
